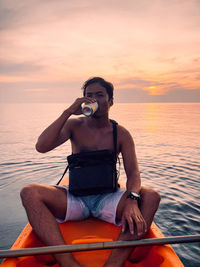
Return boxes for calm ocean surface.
[0,103,199,266]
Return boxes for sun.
[148,86,157,95]
[144,86,164,95]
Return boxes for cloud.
[114,73,200,97]
[0,60,43,75]
[115,87,200,103]
[158,88,200,102]
[23,88,49,92]
[0,0,199,102]
[0,79,83,103]
[193,57,200,63]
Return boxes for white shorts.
[55,186,125,225]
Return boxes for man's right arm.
[35,97,93,153]
[35,109,73,153]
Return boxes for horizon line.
[1,101,200,104]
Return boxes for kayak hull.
[1,218,184,267]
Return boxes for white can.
[82,102,98,116]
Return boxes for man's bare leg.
[20,184,85,267]
[103,187,161,267]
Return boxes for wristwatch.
[127,192,140,201]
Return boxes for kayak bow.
[1,176,185,267]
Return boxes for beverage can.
[82,102,98,116]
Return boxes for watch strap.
[127,192,140,201]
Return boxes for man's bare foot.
[59,263,86,267]
[59,262,87,267]
[56,253,87,267]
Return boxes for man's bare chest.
[71,127,114,153]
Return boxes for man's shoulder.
[64,117,86,134]
[68,116,85,127]
[117,124,134,148]
[117,124,131,136]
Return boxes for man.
[20,77,161,267]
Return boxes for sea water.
[0,103,199,266]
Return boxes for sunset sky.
[0,0,200,103]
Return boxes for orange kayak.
[1,178,184,267]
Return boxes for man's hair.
[82,77,114,100]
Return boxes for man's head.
[82,77,114,117]
[82,77,114,101]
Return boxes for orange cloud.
[115,83,139,90]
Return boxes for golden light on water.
[145,103,160,134]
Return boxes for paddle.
[0,234,200,259]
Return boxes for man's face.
[85,82,113,116]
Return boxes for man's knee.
[20,183,41,206]
[140,187,161,209]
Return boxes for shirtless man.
[20,77,161,267]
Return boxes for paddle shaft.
[0,235,200,259]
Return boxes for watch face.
[131,192,140,198]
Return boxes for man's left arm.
[119,127,147,236]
